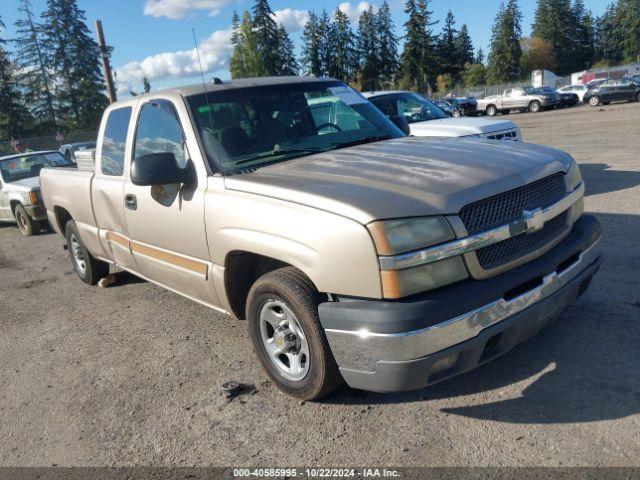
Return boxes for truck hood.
[3,176,40,192]
[224,137,572,224]
[409,117,517,137]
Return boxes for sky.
[1,0,612,95]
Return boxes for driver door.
[123,97,218,305]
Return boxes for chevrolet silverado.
[40,77,602,400]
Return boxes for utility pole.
[95,20,117,104]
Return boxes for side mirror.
[130,152,194,186]
[389,115,411,136]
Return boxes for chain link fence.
[438,76,572,99]
[0,130,98,156]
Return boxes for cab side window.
[101,107,132,176]
[134,100,187,168]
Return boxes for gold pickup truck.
[41,77,602,400]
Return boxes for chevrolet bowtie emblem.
[523,208,545,232]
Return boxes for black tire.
[452,109,461,118]
[486,105,498,116]
[246,267,343,400]
[588,95,600,107]
[65,220,109,285]
[636,92,640,102]
[529,100,542,113]
[14,204,34,236]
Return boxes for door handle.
[124,194,137,210]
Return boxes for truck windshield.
[0,152,73,183]
[187,81,404,173]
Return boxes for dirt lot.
[1,102,639,467]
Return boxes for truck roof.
[146,76,339,99]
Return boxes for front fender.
[205,179,382,300]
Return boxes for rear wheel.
[246,267,343,400]
[65,220,109,285]
[452,109,461,118]
[14,204,34,236]
[588,96,600,107]
[636,92,640,102]
[486,105,498,116]
[529,100,542,113]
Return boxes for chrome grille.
[475,212,569,269]
[460,173,567,235]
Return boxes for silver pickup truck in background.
[477,86,561,116]
[0,151,74,235]
[41,76,602,400]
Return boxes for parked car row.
[475,77,639,116]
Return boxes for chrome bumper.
[325,235,601,374]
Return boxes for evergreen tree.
[476,47,485,64]
[455,24,475,67]
[618,0,640,62]
[487,0,522,84]
[300,12,322,76]
[437,10,458,78]
[377,0,399,87]
[569,0,595,71]
[14,0,57,131]
[251,0,281,76]
[276,25,298,76]
[329,8,357,82]
[462,62,487,86]
[399,0,438,91]
[230,11,262,78]
[317,10,333,77]
[0,17,33,140]
[594,3,623,65]
[41,0,108,130]
[532,0,574,74]
[357,6,380,91]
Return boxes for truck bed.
[40,167,96,233]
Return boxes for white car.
[364,91,521,142]
[557,84,589,102]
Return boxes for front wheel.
[14,204,34,236]
[65,220,109,285]
[452,109,461,118]
[246,267,343,400]
[635,92,640,102]
[486,105,498,116]
[588,96,600,107]
[529,100,542,113]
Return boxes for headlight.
[367,217,455,255]
[566,159,582,191]
[381,256,468,298]
[368,217,468,298]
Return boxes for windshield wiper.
[330,135,392,150]
[234,146,330,166]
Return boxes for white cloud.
[272,9,308,32]
[115,28,233,92]
[143,0,230,19]
[338,2,372,23]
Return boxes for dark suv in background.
[584,78,639,106]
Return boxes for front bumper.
[319,215,602,392]
[24,204,48,222]
[540,97,561,107]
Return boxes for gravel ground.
[1,101,639,467]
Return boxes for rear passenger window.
[134,100,187,168]
[101,107,132,176]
